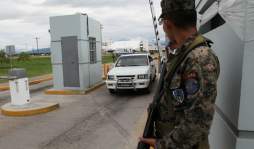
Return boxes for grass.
[0,54,114,83]
[0,56,52,83]
[102,53,114,64]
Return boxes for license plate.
[117,83,133,87]
[119,79,131,83]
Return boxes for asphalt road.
[0,79,157,149]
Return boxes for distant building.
[5,45,15,56]
[29,48,51,55]
[148,42,165,52]
[111,40,149,52]
[102,40,113,52]
[103,39,167,54]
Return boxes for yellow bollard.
[106,64,110,74]
[104,64,106,77]
[102,64,111,80]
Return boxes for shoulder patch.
[185,79,200,95]
[172,89,185,104]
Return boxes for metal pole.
[25,43,28,51]
[34,37,39,55]
[148,0,161,70]
[10,52,13,70]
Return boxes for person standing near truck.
[140,0,220,148]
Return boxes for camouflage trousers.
[155,121,209,149]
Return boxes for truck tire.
[144,81,151,94]
[109,89,116,94]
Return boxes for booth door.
[61,36,80,87]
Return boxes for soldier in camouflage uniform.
[140,0,220,148]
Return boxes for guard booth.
[49,13,102,91]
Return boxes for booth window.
[199,14,226,34]
[89,37,97,64]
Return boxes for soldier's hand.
[139,137,156,147]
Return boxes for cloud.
[43,0,145,8]
[0,0,48,21]
[0,20,50,50]
[80,5,164,41]
[0,0,164,50]
[0,1,26,20]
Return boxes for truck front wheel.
[108,89,116,94]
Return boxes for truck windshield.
[116,55,148,67]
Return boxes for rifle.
[137,62,166,149]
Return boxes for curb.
[0,75,53,92]
[0,86,10,92]
[29,76,53,86]
[85,81,105,94]
[0,63,112,92]
[1,102,59,117]
[45,90,86,95]
[45,81,105,95]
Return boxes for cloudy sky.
[0,0,164,51]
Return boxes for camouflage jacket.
[155,34,220,149]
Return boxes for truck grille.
[117,75,135,79]
[116,75,135,88]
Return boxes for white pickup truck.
[106,53,156,93]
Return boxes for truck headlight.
[107,75,115,80]
[138,74,149,79]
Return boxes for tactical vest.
[155,35,212,149]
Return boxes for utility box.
[8,69,30,105]
[49,13,102,91]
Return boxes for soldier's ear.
[163,20,173,31]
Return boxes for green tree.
[18,52,31,61]
[0,50,9,64]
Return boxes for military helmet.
[160,0,196,19]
